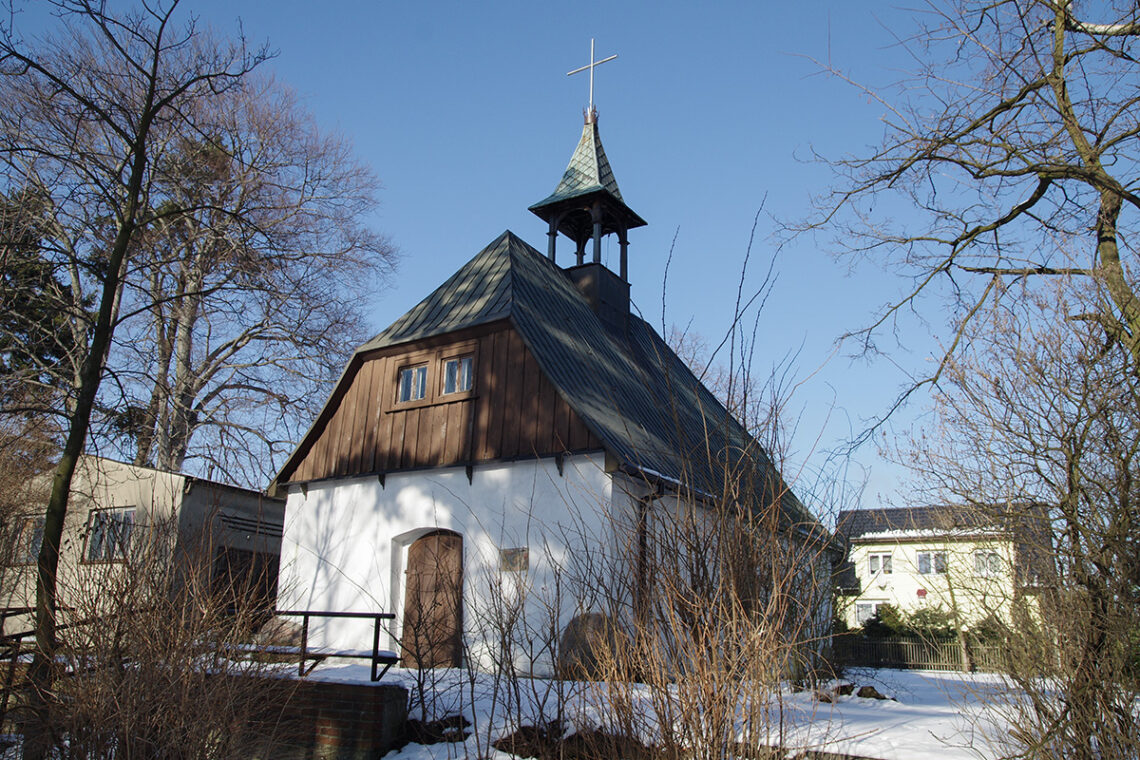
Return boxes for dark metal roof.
[357,231,811,525]
[359,236,514,351]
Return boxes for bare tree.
[901,283,1140,758]
[0,2,270,755]
[807,4,1140,752]
[108,75,393,484]
[809,0,1140,417]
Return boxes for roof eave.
[528,188,647,230]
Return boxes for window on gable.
[397,364,428,403]
[443,356,473,395]
[10,514,45,565]
[868,553,892,575]
[917,551,947,575]
[85,507,136,563]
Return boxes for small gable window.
[398,365,428,403]
[443,356,473,395]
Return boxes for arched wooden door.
[401,530,463,668]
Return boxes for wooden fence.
[833,635,1007,672]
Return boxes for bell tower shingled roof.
[528,109,647,281]
[540,113,626,204]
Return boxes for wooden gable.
[279,320,602,484]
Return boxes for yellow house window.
[855,602,881,624]
[974,550,1002,577]
[868,553,892,575]
[917,551,947,574]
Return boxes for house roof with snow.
[835,504,1056,591]
[835,504,1054,551]
[836,505,999,543]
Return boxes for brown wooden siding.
[282,322,602,483]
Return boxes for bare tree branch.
[799,0,1140,426]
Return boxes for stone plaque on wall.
[500,547,528,572]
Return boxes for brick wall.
[2,666,408,759]
[252,677,409,760]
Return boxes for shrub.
[861,604,906,639]
[905,607,958,641]
[17,519,300,759]
[967,614,1008,646]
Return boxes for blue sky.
[32,2,947,510]
[189,0,939,510]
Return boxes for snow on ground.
[798,668,1016,759]
[302,661,1020,760]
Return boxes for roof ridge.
[588,120,622,201]
[356,231,516,352]
[584,123,602,192]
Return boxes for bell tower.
[528,40,647,284]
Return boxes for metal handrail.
[273,609,397,682]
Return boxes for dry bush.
[446,445,836,759]
[16,516,299,759]
[583,475,833,759]
[904,284,1140,758]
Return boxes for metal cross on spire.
[566,38,617,114]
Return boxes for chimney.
[565,262,629,332]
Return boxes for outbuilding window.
[85,507,135,562]
[10,515,45,565]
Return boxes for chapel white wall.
[277,452,621,672]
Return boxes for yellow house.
[835,505,1049,631]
